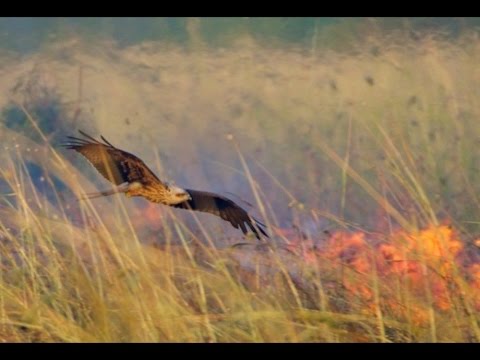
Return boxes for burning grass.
[0,29,480,342]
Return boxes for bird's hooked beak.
[169,184,191,202]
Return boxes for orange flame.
[282,223,478,325]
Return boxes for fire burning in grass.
[282,223,480,329]
[2,30,480,342]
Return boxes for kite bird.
[62,131,268,239]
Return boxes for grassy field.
[0,29,480,342]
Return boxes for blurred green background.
[0,17,478,54]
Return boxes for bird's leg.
[230,242,255,249]
[79,184,129,201]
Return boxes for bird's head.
[166,184,191,205]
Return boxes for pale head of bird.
[166,183,191,205]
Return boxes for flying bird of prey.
[62,131,268,239]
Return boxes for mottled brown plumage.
[62,131,268,239]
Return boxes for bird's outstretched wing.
[61,131,163,186]
[63,131,269,239]
[172,189,268,240]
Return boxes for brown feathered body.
[62,131,268,239]
[125,182,171,203]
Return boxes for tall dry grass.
[0,29,480,342]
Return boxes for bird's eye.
[176,193,185,197]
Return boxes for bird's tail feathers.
[78,186,127,201]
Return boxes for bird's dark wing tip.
[246,216,269,240]
[61,131,117,151]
